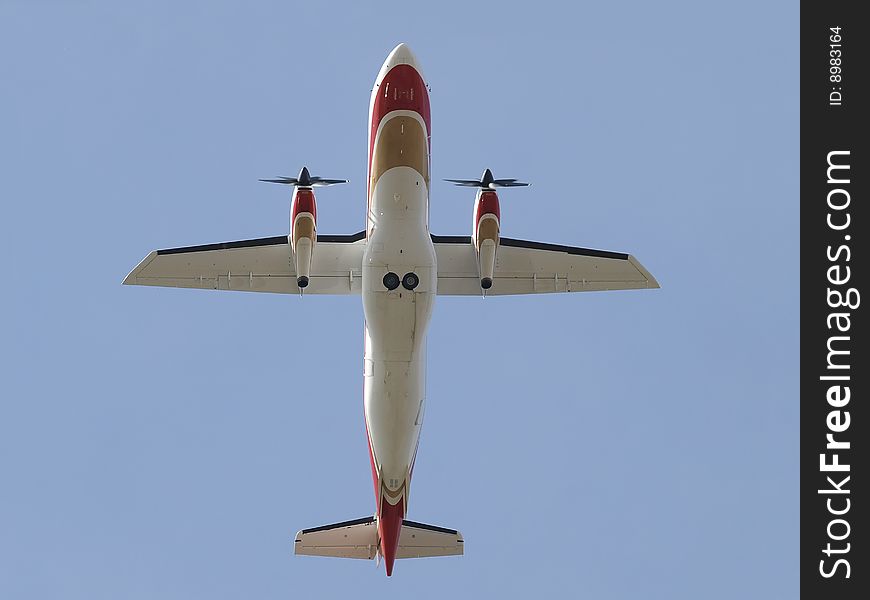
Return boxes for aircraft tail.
[294,515,463,572]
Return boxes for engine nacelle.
[472,189,500,289]
[290,187,317,288]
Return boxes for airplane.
[123,42,659,576]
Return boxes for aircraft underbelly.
[362,166,434,506]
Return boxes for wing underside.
[432,235,659,295]
[123,232,366,295]
[124,232,657,296]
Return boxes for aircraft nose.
[385,42,421,72]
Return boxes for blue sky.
[0,1,798,598]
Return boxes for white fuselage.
[362,167,435,507]
[362,46,434,516]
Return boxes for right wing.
[433,235,659,295]
[123,232,366,295]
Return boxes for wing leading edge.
[432,234,659,295]
[123,232,366,295]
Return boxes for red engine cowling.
[472,190,500,289]
[290,187,317,288]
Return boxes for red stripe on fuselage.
[365,421,379,501]
[367,64,431,202]
[378,497,405,576]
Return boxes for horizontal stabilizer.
[396,520,464,559]
[294,516,463,560]
[295,516,378,559]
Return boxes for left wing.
[123,232,365,294]
[432,235,659,295]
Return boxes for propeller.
[445,168,529,189]
[259,166,347,187]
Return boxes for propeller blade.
[446,171,530,189]
[259,178,299,184]
[259,169,347,187]
[445,178,485,186]
[309,178,349,186]
[492,180,529,188]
